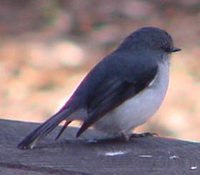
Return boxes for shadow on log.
[0,119,200,175]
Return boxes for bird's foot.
[129,132,158,139]
[86,132,157,144]
[86,134,130,144]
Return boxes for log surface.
[0,119,200,175]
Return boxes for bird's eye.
[160,46,171,52]
[165,48,172,53]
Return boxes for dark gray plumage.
[18,27,180,149]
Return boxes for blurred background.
[0,0,199,141]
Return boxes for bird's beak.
[171,47,181,52]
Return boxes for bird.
[18,26,181,149]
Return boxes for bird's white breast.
[94,59,169,136]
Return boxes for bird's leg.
[86,132,157,144]
[86,132,132,144]
[129,132,158,139]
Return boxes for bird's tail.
[18,108,74,149]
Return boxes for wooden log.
[0,119,199,175]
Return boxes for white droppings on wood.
[139,155,153,158]
[169,155,179,160]
[104,151,128,156]
[190,166,197,170]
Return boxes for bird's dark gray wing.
[76,57,158,137]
